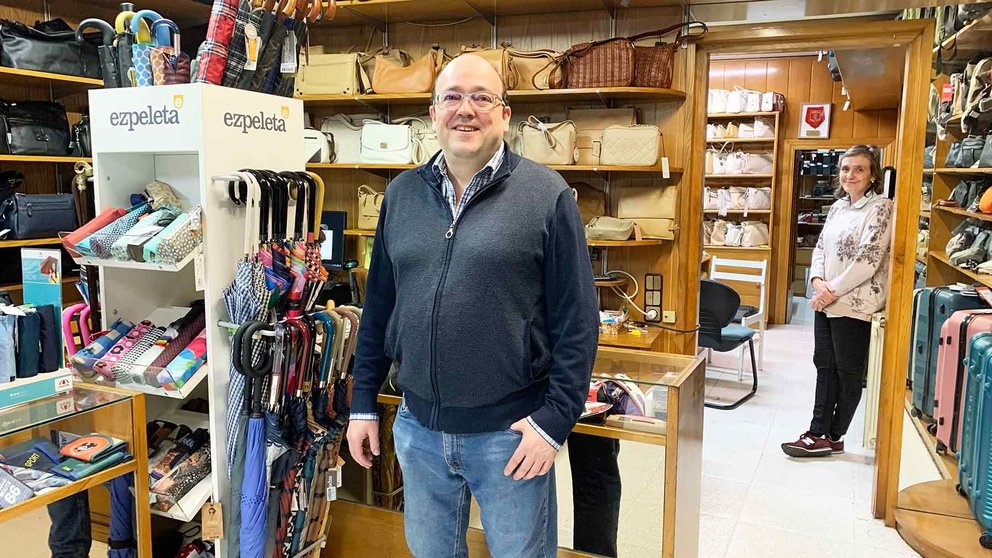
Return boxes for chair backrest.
[698,278,741,348]
[710,256,768,316]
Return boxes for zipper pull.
[445,222,455,239]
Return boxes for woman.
[782,145,893,458]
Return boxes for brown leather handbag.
[630,21,707,88]
[372,47,445,94]
[552,36,636,89]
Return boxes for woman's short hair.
[835,144,884,198]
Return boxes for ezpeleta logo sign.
[109,105,181,131]
[223,109,289,134]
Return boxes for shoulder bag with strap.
[517,116,576,165]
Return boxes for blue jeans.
[47,492,91,558]
[393,402,557,558]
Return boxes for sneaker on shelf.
[781,431,833,458]
[828,436,844,454]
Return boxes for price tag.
[327,468,338,501]
[201,503,224,540]
[661,157,670,179]
[244,24,259,71]
[941,83,954,103]
[194,252,205,291]
[280,33,298,74]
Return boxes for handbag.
[956,135,985,168]
[600,125,660,166]
[393,116,440,165]
[746,152,774,174]
[703,219,715,243]
[304,128,332,163]
[585,216,634,241]
[70,114,90,157]
[924,145,935,169]
[760,92,785,112]
[709,89,729,113]
[360,121,413,164]
[552,37,635,89]
[629,22,707,88]
[946,141,962,167]
[0,193,77,239]
[372,47,443,94]
[617,185,677,239]
[320,113,381,163]
[0,19,100,78]
[709,219,728,245]
[296,52,368,96]
[725,151,747,174]
[570,181,606,225]
[0,101,70,156]
[358,47,409,92]
[517,116,576,165]
[357,185,383,230]
[460,44,517,89]
[725,89,745,113]
[567,107,636,165]
[738,122,755,138]
[724,222,744,246]
[753,116,775,137]
[505,46,561,90]
[149,20,190,86]
[978,134,992,168]
[729,186,748,210]
[745,187,771,211]
[704,187,731,216]
[740,221,770,247]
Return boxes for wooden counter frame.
[689,17,932,527]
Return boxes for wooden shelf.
[598,327,662,350]
[0,66,102,93]
[0,237,61,248]
[705,174,773,179]
[705,137,775,144]
[587,239,666,247]
[921,210,931,219]
[308,163,416,171]
[594,277,628,288]
[832,46,903,110]
[934,206,992,224]
[702,245,771,252]
[707,111,780,118]
[343,229,377,238]
[307,162,681,174]
[0,460,138,519]
[799,196,836,201]
[299,86,685,107]
[895,481,992,558]
[924,169,935,175]
[83,0,210,26]
[798,221,825,226]
[0,155,90,164]
[702,209,771,215]
[917,253,928,265]
[934,10,992,58]
[934,167,992,175]
[930,251,992,289]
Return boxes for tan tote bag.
[617,185,677,239]
[566,107,636,165]
[517,116,577,165]
[372,47,443,94]
[357,185,384,230]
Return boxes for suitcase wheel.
[911,407,921,418]
[927,423,937,436]
[936,440,947,454]
[980,534,992,549]
[957,484,967,497]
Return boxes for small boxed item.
[0,370,72,411]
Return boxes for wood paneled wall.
[708,56,899,323]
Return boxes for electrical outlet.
[643,273,663,323]
[662,310,676,324]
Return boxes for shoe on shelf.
[828,436,844,454]
[781,431,833,458]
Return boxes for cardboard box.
[0,371,73,411]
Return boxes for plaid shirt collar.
[432,143,505,221]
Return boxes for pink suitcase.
[935,309,992,454]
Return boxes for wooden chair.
[709,256,768,380]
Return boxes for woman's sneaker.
[828,436,844,454]
[781,431,833,457]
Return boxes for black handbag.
[0,19,101,78]
[70,114,90,157]
[0,193,77,239]
[0,101,70,156]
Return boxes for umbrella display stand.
[85,83,304,558]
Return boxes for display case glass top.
[0,386,131,438]
[592,347,702,388]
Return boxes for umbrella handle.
[76,18,114,45]
[304,172,325,238]
[151,19,180,50]
[115,10,151,44]
[130,9,167,45]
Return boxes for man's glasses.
[433,90,506,112]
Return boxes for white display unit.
[87,84,303,549]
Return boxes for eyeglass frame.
[431,89,510,112]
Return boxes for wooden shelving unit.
[704,173,773,179]
[705,137,775,144]
[0,66,101,92]
[299,86,686,106]
[935,205,992,223]
[702,209,771,215]
[702,245,771,252]
[706,111,779,118]
[0,237,62,248]
[933,167,992,175]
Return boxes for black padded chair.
[699,278,758,410]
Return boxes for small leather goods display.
[0,193,77,239]
[517,116,576,165]
[296,52,370,96]
[304,128,332,163]
[372,47,444,94]
[357,185,383,230]
[585,216,635,241]
[0,101,71,156]
[460,44,517,89]
[360,120,413,164]
[320,113,381,164]
[566,107,636,165]
[148,20,190,86]
[0,19,101,78]
[616,184,677,239]
[600,124,661,166]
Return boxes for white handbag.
[706,123,719,140]
[600,125,661,166]
[746,152,774,174]
[761,91,785,112]
[320,113,382,163]
[704,187,731,216]
[712,151,727,174]
[754,116,775,137]
[517,116,576,165]
[394,116,441,165]
[725,89,745,114]
[745,187,771,211]
[729,186,748,210]
[725,151,747,174]
[738,123,755,138]
[709,219,729,246]
[724,222,744,246]
[741,221,770,247]
[303,128,332,163]
[360,120,414,164]
[708,89,729,114]
[743,89,761,112]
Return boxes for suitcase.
[935,310,992,454]
[958,332,992,549]
[910,287,986,421]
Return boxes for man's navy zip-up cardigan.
[350,148,600,446]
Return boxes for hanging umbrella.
[235,2,277,90]
[108,473,135,558]
[76,19,121,88]
[113,4,151,87]
[237,320,272,558]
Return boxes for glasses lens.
[470,93,496,110]
[436,91,502,111]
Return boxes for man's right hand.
[347,420,381,468]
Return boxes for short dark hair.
[834,144,883,198]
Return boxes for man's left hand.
[503,418,558,481]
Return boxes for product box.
[0,371,73,411]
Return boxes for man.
[346,54,599,557]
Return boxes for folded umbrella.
[113,7,152,87]
[76,19,120,87]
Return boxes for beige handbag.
[296,52,369,96]
[517,116,576,165]
[357,185,384,230]
[460,44,517,89]
[746,152,774,174]
[708,89,729,113]
[506,46,561,90]
[617,185,677,239]
[738,122,755,138]
[600,125,661,166]
[372,47,443,94]
[585,216,635,241]
[394,116,440,165]
[703,219,715,243]
[567,107,636,165]
[740,221,770,247]
[709,219,729,245]
[359,47,410,91]
[725,121,739,138]
[320,113,382,163]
